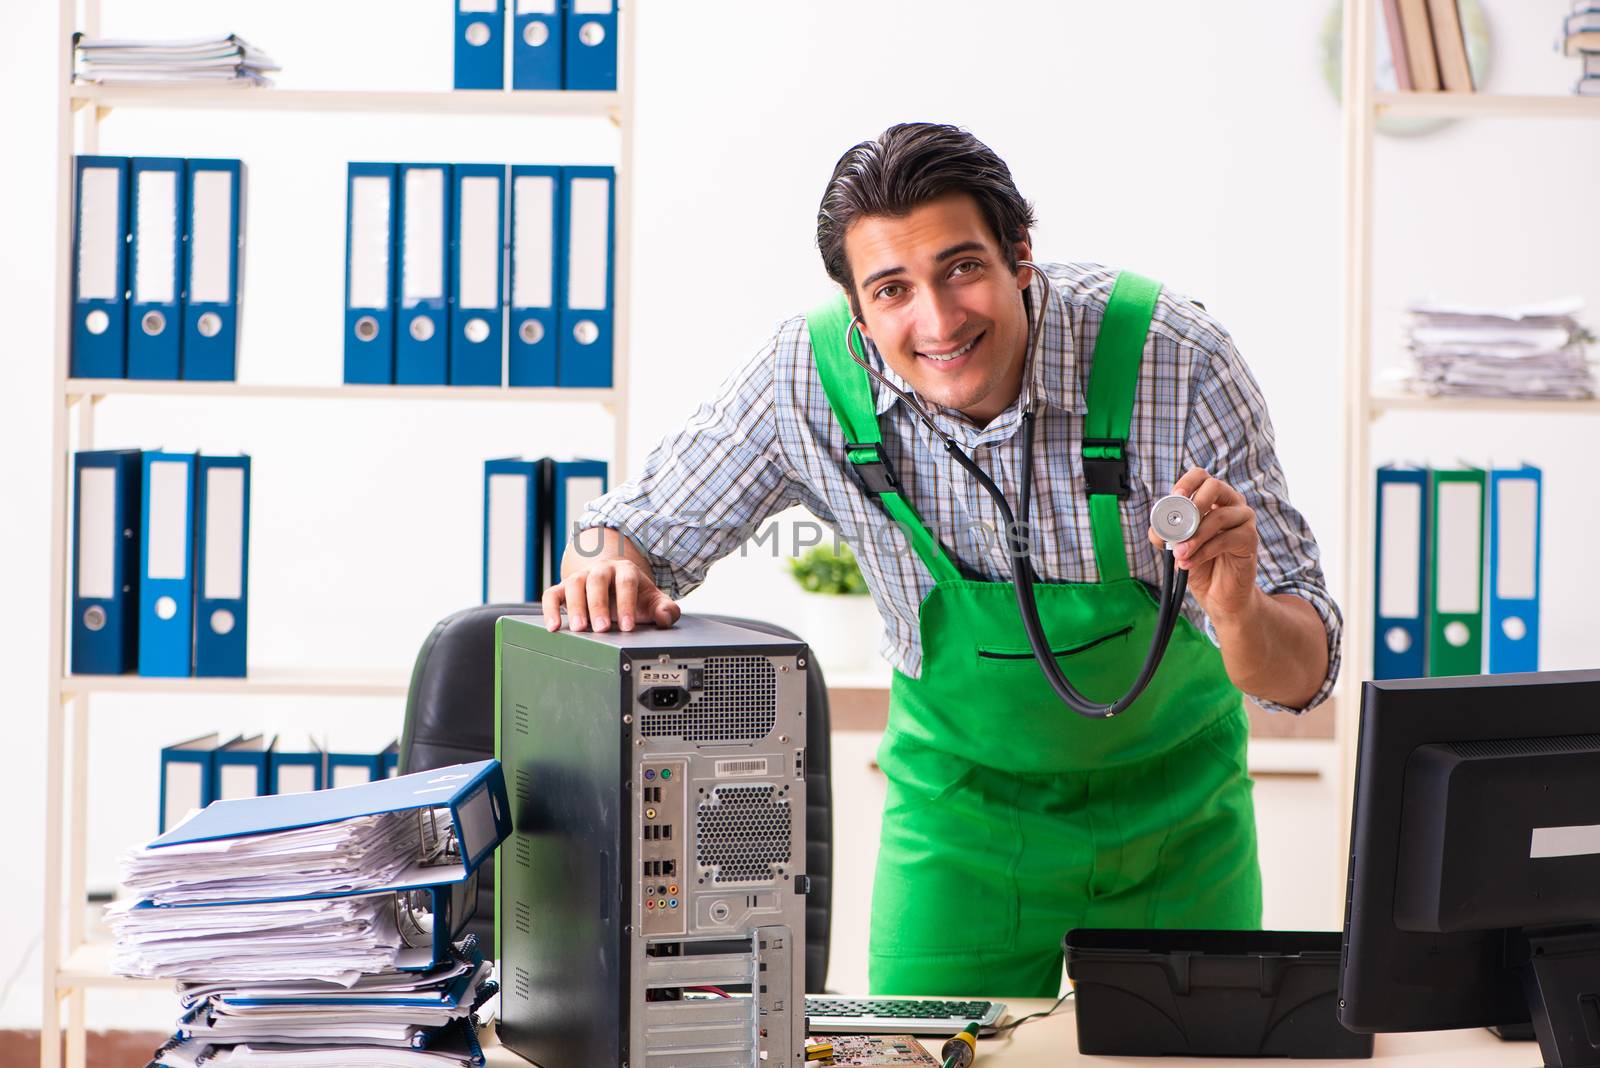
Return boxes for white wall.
[0,0,1595,1030]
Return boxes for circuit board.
[809,1033,938,1066]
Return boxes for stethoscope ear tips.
[1150,494,1200,549]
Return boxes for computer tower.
[496,614,809,1068]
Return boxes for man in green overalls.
[545,123,1341,997]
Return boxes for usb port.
[662,825,672,840]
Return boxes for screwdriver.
[940,1022,979,1068]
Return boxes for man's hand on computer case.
[543,526,681,633]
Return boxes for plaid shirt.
[580,261,1341,713]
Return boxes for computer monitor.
[1339,669,1600,1068]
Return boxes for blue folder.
[139,451,198,677]
[160,732,219,833]
[557,165,614,388]
[1373,465,1428,680]
[1488,464,1542,674]
[564,0,617,90]
[381,739,401,778]
[453,0,506,90]
[508,165,562,386]
[142,760,509,971]
[547,458,608,584]
[182,159,244,381]
[512,0,563,89]
[70,155,131,378]
[344,162,398,384]
[483,457,546,603]
[194,454,250,677]
[152,758,508,871]
[268,738,325,795]
[396,163,453,385]
[212,734,270,802]
[71,448,142,675]
[448,163,506,386]
[127,157,187,380]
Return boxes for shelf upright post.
[1336,0,1378,884]
[612,0,636,481]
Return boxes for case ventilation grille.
[695,784,792,884]
[640,655,778,741]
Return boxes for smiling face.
[844,192,1033,426]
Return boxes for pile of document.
[1400,297,1597,400]
[110,760,511,1066]
[73,34,279,87]
[1560,3,1600,96]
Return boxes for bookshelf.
[1335,4,1598,855]
[41,3,637,1067]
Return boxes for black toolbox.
[1063,929,1374,1059]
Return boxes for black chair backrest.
[398,604,833,993]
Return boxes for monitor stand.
[1519,924,1600,1068]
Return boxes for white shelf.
[1369,389,1600,416]
[69,84,622,121]
[57,943,155,991]
[1375,91,1600,120]
[63,378,618,405]
[60,667,411,698]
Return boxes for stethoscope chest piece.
[1150,494,1200,548]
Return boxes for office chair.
[396,603,834,993]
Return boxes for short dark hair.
[816,123,1037,296]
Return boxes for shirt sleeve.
[1184,327,1343,715]
[575,331,803,599]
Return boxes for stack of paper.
[73,34,280,87]
[1400,297,1597,400]
[108,760,511,1068]
[148,940,494,1067]
[1560,3,1600,96]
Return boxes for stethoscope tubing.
[841,262,1189,719]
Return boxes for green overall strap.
[807,295,963,585]
[1082,272,1162,583]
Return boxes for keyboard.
[805,996,1007,1036]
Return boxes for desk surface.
[480,998,1539,1066]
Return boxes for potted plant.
[786,542,882,674]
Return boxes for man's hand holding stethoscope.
[1148,467,1260,625]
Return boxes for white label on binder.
[189,170,234,305]
[148,461,190,581]
[517,0,556,13]
[275,764,317,795]
[565,476,604,543]
[276,767,316,793]
[350,176,392,310]
[218,763,259,801]
[332,763,372,789]
[204,467,245,600]
[78,467,116,599]
[403,168,446,303]
[1497,479,1538,600]
[573,0,613,12]
[567,177,609,312]
[487,473,529,603]
[135,169,177,305]
[460,0,498,11]
[512,175,554,309]
[164,763,204,833]
[457,782,498,864]
[1436,481,1482,615]
[458,176,500,311]
[1378,481,1421,620]
[77,166,121,301]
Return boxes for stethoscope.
[844,261,1201,720]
